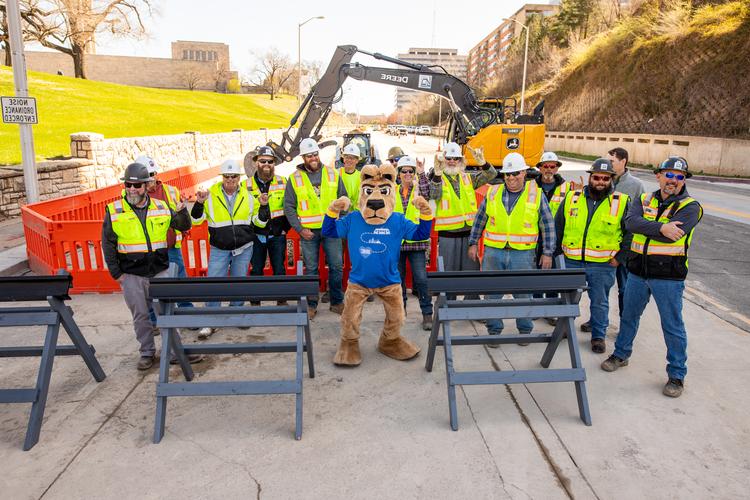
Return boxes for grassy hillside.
[0,68,299,165]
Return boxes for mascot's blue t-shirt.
[322,211,432,288]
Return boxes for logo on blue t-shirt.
[359,228,391,257]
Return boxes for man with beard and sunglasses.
[555,158,631,354]
[192,159,270,339]
[602,156,702,399]
[102,163,199,370]
[468,153,555,345]
[283,137,348,319]
[244,146,290,304]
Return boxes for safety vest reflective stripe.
[435,215,466,226]
[631,241,686,255]
[117,241,168,252]
[299,215,323,225]
[631,194,699,259]
[484,232,539,244]
[300,199,309,211]
[270,209,284,218]
[293,173,304,188]
[108,197,171,255]
[482,181,540,251]
[561,245,617,259]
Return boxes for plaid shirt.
[468,184,556,256]
[400,172,431,252]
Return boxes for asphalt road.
[363,131,750,332]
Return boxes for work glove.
[466,145,485,166]
[433,152,445,176]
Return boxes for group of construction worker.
[102,138,701,398]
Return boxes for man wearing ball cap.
[602,156,703,399]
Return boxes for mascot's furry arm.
[321,196,351,239]
[412,195,432,219]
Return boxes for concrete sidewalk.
[1,286,748,499]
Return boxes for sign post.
[5,0,39,203]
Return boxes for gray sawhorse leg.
[49,297,105,382]
[23,316,61,450]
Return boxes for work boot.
[591,338,606,354]
[277,300,288,306]
[329,303,345,315]
[152,326,161,337]
[250,301,261,307]
[517,331,531,346]
[307,306,317,320]
[421,314,433,331]
[137,355,154,371]
[321,291,330,303]
[198,327,216,340]
[546,317,558,326]
[581,320,592,332]
[170,354,205,365]
[663,378,684,398]
[487,330,501,349]
[601,354,629,372]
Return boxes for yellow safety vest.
[631,194,700,261]
[107,196,171,254]
[192,181,255,228]
[434,173,477,231]
[160,183,184,249]
[394,184,429,243]
[548,181,570,217]
[249,175,286,220]
[561,190,628,263]
[289,166,339,229]
[340,169,360,209]
[483,181,541,251]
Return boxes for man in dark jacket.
[601,157,702,398]
[102,163,198,370]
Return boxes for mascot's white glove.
[412,195,432,217]
[433,152,445,176]
[328,196,351,215]
[466,145,485,166]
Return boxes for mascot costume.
[321,163,433,366]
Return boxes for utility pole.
[297,16,324,103]
[6,0,39,203]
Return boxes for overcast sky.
[61,0,542,114]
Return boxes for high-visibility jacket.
[394,185,430,243]
[107,196,171,275]
[434,173,477,231]
[289,166,339,229]
[628,193,701,280]
[193,181,265,250]
[561,190,628,263]
[548,181,571,217]
[340,169,361,209]
[249,174,286,220]
[483,181,541,251]
[160,183,184,249]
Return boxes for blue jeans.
[300,230,343,308]
[149,247,193,325]
[613,273,688,380]
[251,234,287,276]
[564,258,616,340]
[398,250,433,315]
[205,244,253,307]
[482,247,535,334]
[616,262,629,318]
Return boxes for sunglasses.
[124,182,144,189]
[664,172,686,181]
[590,174,612,182]
[503,171,524,177]
[540,164,558,170]
[445,157,461,161]
[257,159,275,165]
[223,174,240,179]
[303,153,319,158]
[400,169,415,174]
[149,172,156,177]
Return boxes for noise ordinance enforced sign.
[1,96,38,124]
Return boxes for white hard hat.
[397,156,417,169]
[536,151,562,167]
[502,153,529,174]
[220,159,242,175]
[135,154,158,175]
[299,138,320,156]
[342,143,360,158]
[443,142,463,158]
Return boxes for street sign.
[1,96,38,124]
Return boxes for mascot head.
[359,163,397,225]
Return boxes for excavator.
[267,45,545,168]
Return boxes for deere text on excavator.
[267,45,545,168]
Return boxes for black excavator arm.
[268,44,498,162]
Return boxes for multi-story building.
[394,48,467,110]
[466,2,560,90]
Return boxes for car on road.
[417,125,431,135]
[396,125,408,136]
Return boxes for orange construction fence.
[21,165,459,294]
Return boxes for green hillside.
[0,67,298,165]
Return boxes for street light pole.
[503,17,530,115]
[6,0,39,203]
[297,15,324,103]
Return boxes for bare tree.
[248,47,294,100]
[17,0,154,79]
[0,1,55,67]
[212,60,229,92]
[180,67,202,90]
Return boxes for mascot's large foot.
[333,339,362,366]
[378,336,420,361]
